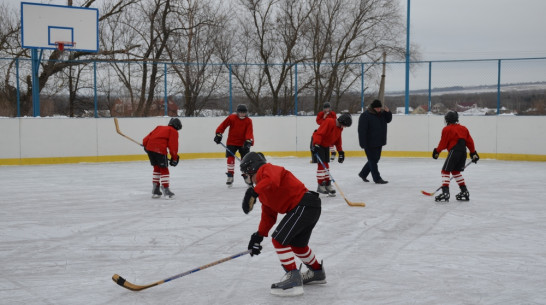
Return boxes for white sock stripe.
[277,251,296,261]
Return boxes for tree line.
[0,0,407,117]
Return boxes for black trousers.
[359,146,383,182]
[271,192,321,247]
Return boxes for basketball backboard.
[21,2,99,52]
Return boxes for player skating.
[214,104,254,187]
[433,111,479,201]
[143,118,181,199]
[240,152,326,296]
[316,102,337,161]
[311,113,352,196]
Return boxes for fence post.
[360,63,365,112]
[229,64,233,113]
[164,63,168,116]
[94,61,98,118]
[16,58,20,117]
[428,61,432,113]
[497,59,501,115]
[294,63,298,115]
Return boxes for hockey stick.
[112,249,252,292]
[421,160,473,196]
[218,141,241,161]
[114,117,143,147]
[315,153,366,207]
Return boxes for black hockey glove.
[243,139,252,150]
[432,148,439,159]
[214,133,222,144]
[470,151,480,163]
[311,144,320,154]
[242,187,258,214]
[338,151,345,163]
[169,155,179,167]
[248,232,263,256]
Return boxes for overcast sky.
[401,0,546,60]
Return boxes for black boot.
[456,185,470,201]
[435,186,450,202]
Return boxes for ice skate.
[161,186,175,199]
[324,181,336,196]
[302,261,326,285]
[152,183,162,199]
[226,173,234,187]
[270,269,304,296]
[435,186,450,202]
[456,185,470,201]
[316,183,329,195]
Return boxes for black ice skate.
[270,269,304,296]
[152,183,162,199]
[456,185,470,201]
[161,186,175,199]
[226,173,234,187]
[324,181,336,196]
[302,261,327,285]
[435,186,450,202]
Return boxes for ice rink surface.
[1,157,546,305]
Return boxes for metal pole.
[229,64,233,113]
[497,59,501,115]
[361,63,365,112]
[164,63,168,116]
[94,61,98,118]
[428,61,432,113]
[16,58,20,117]
[404,0,411,115]
[294,63,298,115]
[31,49,40,117]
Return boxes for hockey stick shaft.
[114,118,143,147]
[421,160,473,196]
[315,153,365,207]
[112,249,252,292]
[219,142,241,161]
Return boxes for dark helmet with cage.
[444,111,459,124]
[168,118,182,130]
[236,104,248,113]
[240,152,267,175]
[323,102,331,110]
[337,113,352,127]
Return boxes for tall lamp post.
[404,0,411,114]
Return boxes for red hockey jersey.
[215,114,254,146]
[143,125,179,156]
[253,163,308,237]
[312,117,344,151]
[436,123,476,153]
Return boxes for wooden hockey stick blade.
[421,161,473,197]
[112,250,252,292]
[333,181,366,207]
[114,118,143,147]
[421,190,436,196]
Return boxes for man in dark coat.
[357,99,392,184]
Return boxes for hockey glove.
[214,133,222,144]
[243,139,253,150]
[311,144,320,154]
[242,187,258,214]
[169,155,179,167]
[248,232,263,256]
[338,151,345,163]
[470,151,480,163]
[432,148,439,159]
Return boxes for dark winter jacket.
[358,107,392,149]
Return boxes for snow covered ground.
[1,157,546,305]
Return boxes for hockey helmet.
[236,104,248,113]
[337,113,352,127]
[240,152,267,175]
[444,111,459,124]
[168,117,182,130]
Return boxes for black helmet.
[337,113,352,127]
[323,102,331,109]
[236,104,248,113]
[168,118,182,130]
[240,152,267,175]
[444,111,459,124]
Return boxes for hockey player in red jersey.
[311,113,352,196]
[433,111,479,202]
[214,104,254,187]
[316,102,338,161]
[240,152,326,296]
[143,118,181,199]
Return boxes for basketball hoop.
[54,41,76,52]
